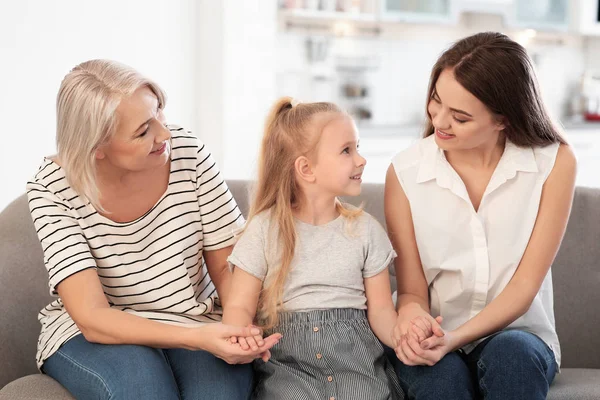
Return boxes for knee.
[479,331,552,373]
[104,346,179,400]
[218,363,254,398]
[402,353,473,399]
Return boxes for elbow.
[511,281,539,318]
[73,314,106,344]
[77,323,101,343]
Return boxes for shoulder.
[246,209,273,231]
[546,143,577,183]
[26,159,75,206]
[390,136,433,174]
[533,142,576,182]
[340,208,382,235]
[168,124,205,157]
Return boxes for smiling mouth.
[350,174,362,180]
[436,129,455,137]
[151,142,167,154]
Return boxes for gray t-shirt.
[227,208,396,312]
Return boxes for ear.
[495,115,507,132]
[294,156,315,183]
[95,148,106,160]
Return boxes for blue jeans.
[42,334,254,400]
[386,330,557,400]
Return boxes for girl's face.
[428,68,505,151]
[96,86,171,172]
[311,114,366,198]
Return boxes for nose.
[431,108,451,131]
[155,119,171,143]
[356,153,366,167]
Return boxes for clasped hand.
[392,305,457,367]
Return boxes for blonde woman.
[26,59,280,400]
[223,97,402,399]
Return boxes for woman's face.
[96,86,171,172]
[427,68,505,151]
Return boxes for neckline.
[293,213,344,228]
[45,149,174,226]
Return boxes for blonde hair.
[56,59,167,211]
[248,97,362,329]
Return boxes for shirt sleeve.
[195,139,245,250]
[26,183,97,296]
[227,214,268,281]
[363,215,397,278]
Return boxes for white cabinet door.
[359,136,419,183]
[509,0,570,31]
[577,0,600,35]
[565,130,600,188]
[381,0,457,23]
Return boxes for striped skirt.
[253,308,404,400]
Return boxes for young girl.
[222,97,403,399]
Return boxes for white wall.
[196,1,278,181]
[0,0,199,211]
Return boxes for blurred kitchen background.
[1,0,600,211]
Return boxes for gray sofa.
[1,180,599,399]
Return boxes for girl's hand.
[393,303,444,347]
[230,325,274,362]
[395,329,457,367]
[230,325,265,350]
[409,315,444,342]
[197,323,281,364]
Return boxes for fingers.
[410,320,428,342]
[238,336,250,351]
[230,336,238,344]
[244,335,260,351]
[260,350,271,363]
[253,334,265,347]
[394,337,413,366]
[430,316,445,337]
[223,324,261,338]
[421,334,445,350]
[403,335,434,366]
[260,333,282,350]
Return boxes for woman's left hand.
[395,329,458,366]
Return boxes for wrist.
[180,325,207,351]
[448,329,466,351]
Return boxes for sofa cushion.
[0,374,73,400]
[551,187,600,369]
[547,368,600,400]
[0,195,53,388]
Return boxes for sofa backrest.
[227,181,600,369]
[0,181,598,388]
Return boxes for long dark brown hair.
[423,32,565,147]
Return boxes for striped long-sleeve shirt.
[26,126,244,368]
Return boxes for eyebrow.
[341,139,359,148]
[134,118,152,134]
[432,88,473,117]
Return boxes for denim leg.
[42,334,179,400]
[467,330,557,400]
[164,347,254,400]
[384,346,475,400]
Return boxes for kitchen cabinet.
[509,0,571,31]
[577,0,600,35]
[564,128,600,188]
[358,125,421,182]
[380,0,457,24]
